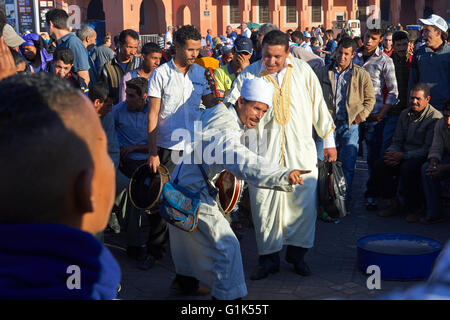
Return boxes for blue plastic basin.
[357,233,443,280]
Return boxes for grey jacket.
[428,118,450,161]
[388,104,442,159]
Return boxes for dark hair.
[53,47,74,65]
[353,36,362,44]
[410,82,430,98]
[310,37,318,45]
[88,82,109,103]
[45,9,69,30]
[0,73,90,223]
[325,29,334,38]
[407,31,417,43]
[338,37,357,52]
[119,29,139,45]
[10,48,26,66]
[126,77,148,96]
[141,42,162,55]
[262,30,289,52]
[367,28,385,38]
[392,30,409,43]
[443,100,450,113]
[174,25,202,47]
[291,31,303,41]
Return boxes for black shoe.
[127,245,147,261]
[365,197,378,211]
[250,254,280,280]
[285,255,311,276]
[137,255,155,270]
[250,264,279,280]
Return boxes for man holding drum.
[168,78,310,300]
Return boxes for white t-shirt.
[242,28,252,38]
[164,31,172,49]
[148,60,212,150]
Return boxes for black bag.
[318,159,348,218]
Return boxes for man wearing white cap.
[168,77,309,300]
[225,30,336,281]
[409,14,449,111]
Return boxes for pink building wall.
[66,0,447,39]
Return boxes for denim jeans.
[316,120,359,199]
[381,114,400,155]
[362,120,386,198]
[421,155,450,220]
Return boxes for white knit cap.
[240,78,274,108]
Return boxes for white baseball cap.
[419,14,448,33]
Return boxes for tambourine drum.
[214,170,244,214]
[129,164,170,211]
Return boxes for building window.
[311,0,322,23]
[285,0,297,24]
[229,0,241,24]
[259,0,270,23]
[357,0,369,22]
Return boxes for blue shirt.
[333,62,352,121]
[58,32,90,73]
[112,101,149,161]
[206,34,213,49]
[227,31,238,43]
[100,112,120,168]
[325,40,337,65]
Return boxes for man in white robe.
[168,78,308,300]
[224,30,337,280]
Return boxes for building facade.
[4,0,447,38]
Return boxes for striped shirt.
[353,46,398,114]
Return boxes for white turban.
[240,78,274,108]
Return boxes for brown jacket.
[388,104,442,160]
[428,117,450,161]
[316,62,375,127]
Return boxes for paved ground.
[105,155,450,300]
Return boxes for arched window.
[87,0,105,21]
[259,0,270,23]
[229,0,241,24]
[286,0,297,24]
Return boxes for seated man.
[421,100,450,224]
[374,83,442,222]
[51,47,88,94]
[112,77,150,178]
[168,78,308,300]
[0,73,120,299]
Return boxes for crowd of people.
[1,6,450,300]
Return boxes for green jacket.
[387,104,442,160]
[316,62,375,127]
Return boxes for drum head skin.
[129,164,170,210]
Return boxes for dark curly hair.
[174,25,201,47]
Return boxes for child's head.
[310,37,318,46]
